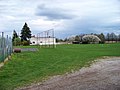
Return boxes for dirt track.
[18,57,120,90]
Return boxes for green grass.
[0,43,120,90]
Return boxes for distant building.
[30,36,56,45]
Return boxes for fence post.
[1,32,4,62]
[6,35,9,59]
[9,37,13,55]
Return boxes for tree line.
[56,33,120,44]
[106,33,120,42]
[12,22,32,46]
[13,22,120,45]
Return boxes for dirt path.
[18,57,120,90]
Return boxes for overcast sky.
[0,0,120,38]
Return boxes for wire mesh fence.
[0,32,13,62]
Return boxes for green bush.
[13,37,21,46]
[21,40,30,46]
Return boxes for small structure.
[72,41,80,44]
[13,48,21,53]
[30,36,56,45]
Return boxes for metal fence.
[0,32,13,62]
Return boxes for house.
[30,36,56,45]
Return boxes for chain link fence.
[0,32,13,62]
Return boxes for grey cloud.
[62,16,120,37]
[0,0,120,39]
[36,4,74,20]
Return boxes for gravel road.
[18,57,120,90]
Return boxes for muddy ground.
[18,57,120,90]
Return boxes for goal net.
[37,29,56,48]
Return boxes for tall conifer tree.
[21,22,31,41]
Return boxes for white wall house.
[30,36,56,45]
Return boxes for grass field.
[0,43,120,90]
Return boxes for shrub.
[82,35,101,44]
[13,37,21,46]
[21,40,30,46]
